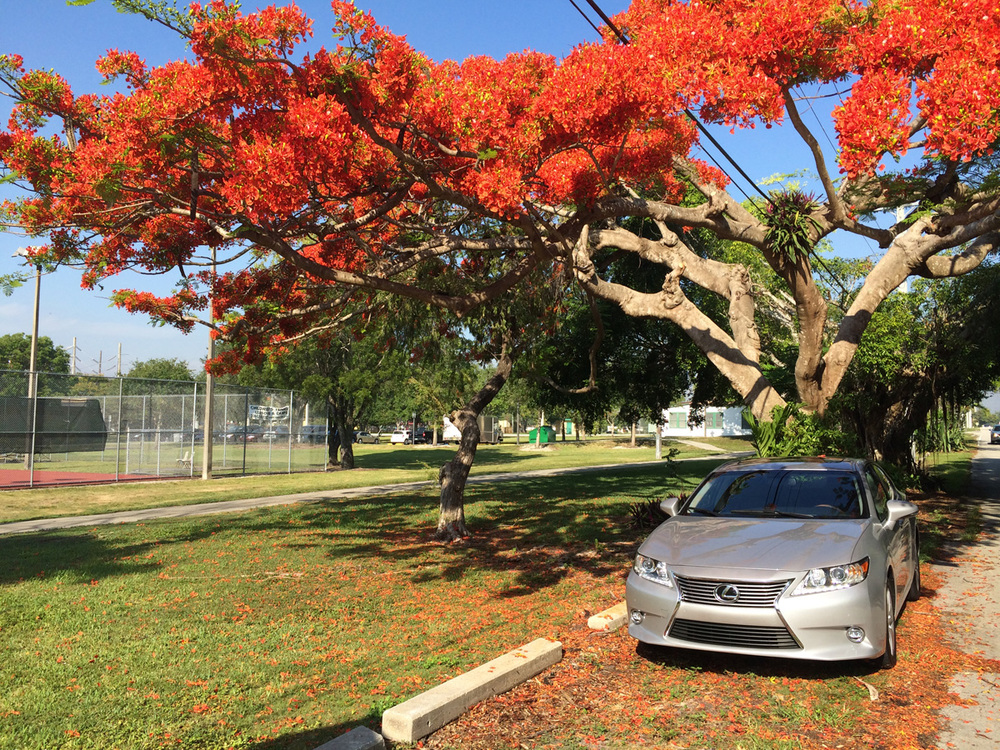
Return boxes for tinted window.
[685,469,862,518]
[772,471,863,518]
[687,471,775,514]
[864,465,890,523]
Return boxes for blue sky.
[1,0,850,374]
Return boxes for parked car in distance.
[355,431,380,444]
[991,425,1000,444]
[222,425,262,442]
[626,457,920,669]
[414,428,441,444]
[262,426,290,441]
[390,429,411,445]
[299,425,327,444]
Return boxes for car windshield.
[684,469,865,519]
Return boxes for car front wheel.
[906,538,921,602]
[875,579,898,670]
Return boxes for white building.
[662,403,751,438]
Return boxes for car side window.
[864,466,890,523]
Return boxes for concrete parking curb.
[313,726,385,750]
[380,637,563,744]
[587,601,628,632]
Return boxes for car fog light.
[846,627,865,643]
[630,609,645,624]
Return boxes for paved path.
[0,454,750,536]
[934,436,1000,749]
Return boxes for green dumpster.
[528,425,557,443]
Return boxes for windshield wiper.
[685,507,718,516]
[728,509,813,519]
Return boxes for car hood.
[639,516,870,573]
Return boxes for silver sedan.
[626,457,920,669]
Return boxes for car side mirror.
[659,496,685,517]
[885,499,918,529]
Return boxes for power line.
[569,0,775,207]
[567,0,602,35]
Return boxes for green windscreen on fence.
[0,396,109,454]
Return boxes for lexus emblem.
[714,584,740,603]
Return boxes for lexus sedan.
[626,457,920,669]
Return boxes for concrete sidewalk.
[0,453,750,536]
[933,444,1000,749]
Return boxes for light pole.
[14,248,41,396]
[14,247,41,471]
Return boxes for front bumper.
[625,568,886,661]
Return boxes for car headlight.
[791,558,869,596]
[633,554,674,587]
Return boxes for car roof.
[711,456,867,473]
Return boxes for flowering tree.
[2,0,1000,433]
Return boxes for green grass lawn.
[0,437,744,524]
[0,449,979,749]
[0,461,713,750]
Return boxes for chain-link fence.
[0,370,328,488]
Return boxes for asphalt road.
[934,432,1000,748]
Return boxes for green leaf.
[66,0,97,6]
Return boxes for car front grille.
[675,575,791,607]
[668,618,800,649]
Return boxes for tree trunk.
[325,401,336,470]
[327,396,355,470]
[436,343,516,541]
[844,387,931,472]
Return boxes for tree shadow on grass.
[274,461,716,600]
[242,721,382,750]
[0,531,163,586]
[0,517,249,586]
[0,459,717,598]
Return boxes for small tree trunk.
[328,397,355,470]
[325,400,336,470]
[435,343,516,541]
[338,426,355,469]
[437,418,479,540]
[630,422,637,446]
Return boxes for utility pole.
[14,248,41,473]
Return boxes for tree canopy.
[0,333,70,374]
[126,356,194,381]
[3,0,1000,426]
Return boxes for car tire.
[875,579,898,670]
[906,538,921,602]
[374,438,379,444]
